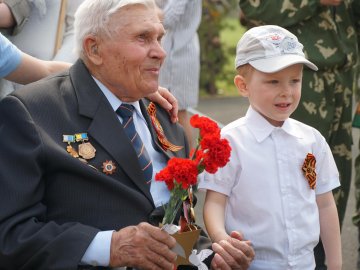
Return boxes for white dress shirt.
[198,106,340,270]
[81,78,170,267]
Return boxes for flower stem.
[163,187,188,225]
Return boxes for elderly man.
[0,0,254,269]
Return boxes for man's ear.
[234,74,249,97]
[83,35,102,65]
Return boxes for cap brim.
[249,54,318,73]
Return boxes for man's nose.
[150,40,166,60]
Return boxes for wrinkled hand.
[147,87,179,123]
[109,222,177,269]
[211,231,254,270]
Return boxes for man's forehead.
[109,5,163,31]
[109,10,165,34]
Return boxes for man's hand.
[210,231,254,270]
[109,222,177,269]
[147,87,179,123]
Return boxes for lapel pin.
[102,160,117,175]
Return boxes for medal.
[78,142,96,160]
[66,145,79,158]
[102,160,117,175]
[63,135,79,157]
[63,132,98,169]
[63,132,96,160]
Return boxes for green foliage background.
[198,0,246,97]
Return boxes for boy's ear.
[234,74,249,97]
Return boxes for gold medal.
[66,145,79,158]
[78,142,96,160]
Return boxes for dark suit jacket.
[0,60,191,269]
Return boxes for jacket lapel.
[70,60,153,204]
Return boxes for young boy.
[199,25,342,270]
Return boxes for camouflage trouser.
[292,68,353,228]
[354,149,360,227]
[353,80,360,228]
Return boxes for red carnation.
[155,114,232,225]
[190,114,220,138]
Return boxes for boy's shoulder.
[288,117,324,138]
[221,116,246,134]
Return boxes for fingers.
[110,222,177,269]
[211,237,254,270]
[156,87,179,123]
[147,91,172,110]
[229,230,244,241]
[144,222,177,249]
[211,252,231,270]
[169,98,179,123]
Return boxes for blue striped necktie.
[116,104,153,183]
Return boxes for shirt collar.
[92,76,143,118]
[245,106,305,142]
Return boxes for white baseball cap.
[235,25,318,73]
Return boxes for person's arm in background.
[0,2,15,28]
[6,57,177,121]
[5,53,70,84]
[0,0,31,34]
[157,0,188,29]
[0,31,70,83]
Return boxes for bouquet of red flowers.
[155,114,231,226]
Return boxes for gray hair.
[74,0,156,57]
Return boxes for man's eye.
[138,34,148,41]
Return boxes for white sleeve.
[80,230,114,266]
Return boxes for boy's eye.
[268,80,278,84]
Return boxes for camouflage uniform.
[353,7,360,236]
[239,0,360,268]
